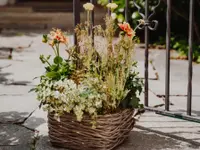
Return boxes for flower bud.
[42,35,48,43]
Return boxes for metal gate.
[73,0,200,123]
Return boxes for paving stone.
[123,45,158,80]
[149,78,200,96]
[139,90,164,107]
[137,111,200,144]
[0,145,30,150]
[35,136,67,150]
[160,96,200,117]
[0,95,39,123]
[0,85,34,95]
[0,61,44,85]
[146,49,200,96]
[35,128,198,150]
[0,35,74,86]
[117,128,197,150]
[0,124,34,147]
[135,61,157,80]
[23,108,48,136]
[0,36,34,48]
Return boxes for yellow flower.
[106,3,118,10]
[83,3,94,11]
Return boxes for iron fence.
[73,0,200,123]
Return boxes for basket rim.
[48,108,134,118]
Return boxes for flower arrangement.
[33,2,144,127]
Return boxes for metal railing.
[131,0,199,123]
[73,0,200,123]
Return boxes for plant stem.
[87,11,90,25]
[44,58,51,67]
[56,44,60,57]
[52,46,58,56]
[134,23,142,31]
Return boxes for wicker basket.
[48,109,135,150]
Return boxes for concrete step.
[0,1,89,13]
[0,1,106,30]
[0,7,33,13]
[16,1,86,12]
[0,7,107,30]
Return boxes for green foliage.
[172,39,200,63]
[120,62,144,109]
[39,54,75,81]
[155,35,200,63]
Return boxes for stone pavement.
[0,32,200,150]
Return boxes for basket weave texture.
[48,109,135,150]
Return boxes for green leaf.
[197,56,200,63]
[120,98,130,108]
[39,55,45,64]
[46,71,60,79]
[59,67,67,74]
[50,64,58,71]
[29,88,36,93]
[129,96,140,108]
[45,66,51,72]
[33,76,39,80]
[54,56,63,64]
[42,34,48,43]
[46,55,51,60]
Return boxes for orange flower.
[127,30,136,38]
[118,22,131,32]
[50,29,68,44]
[118,22,135,38]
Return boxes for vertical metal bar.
[144,0,149,107]
[187,0,194,116]
[108,0,112,15]
[125,0,129,22]
[165,0,171,111]
[73,0,80,45]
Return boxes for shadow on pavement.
[0,111,29,123]
[0,111,46,150]
[117,129,187,150]
[34,129,195,150]
[0,72,12,84]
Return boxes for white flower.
[88,94,95,99]
[54,91,60,99]
[83,3,94,11]
[88,107,95,114]
[106,3,118,10]
[74,105,84,121]
[95,100,102,108]
[54,80,65,87]
[111,13,117,20]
